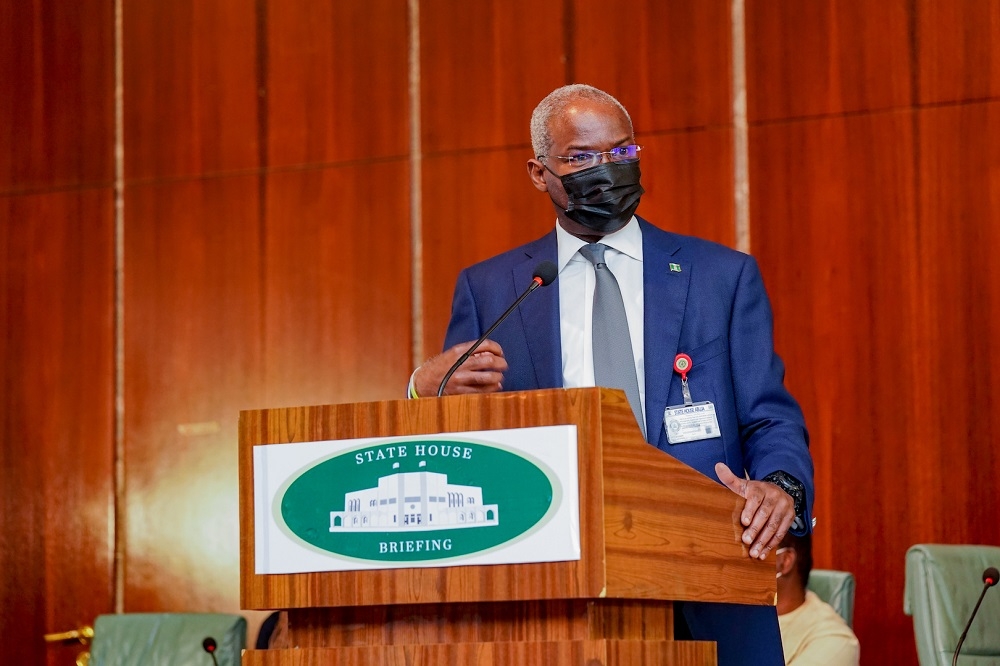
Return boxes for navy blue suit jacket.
[443,218,814,526]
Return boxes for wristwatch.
[762,470,805,519]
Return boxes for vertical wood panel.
[573,0,733,132]
[123,0,259,180]
[750,111,922,665]
[745,0,912,122]
[0,0,114,192]
[263,164,413,407]
[915,101,1000,542]
[118,0,415,639]
[418,0,567,359]
[419,0,565,154]
[916,2,1000,104]
[123,176,263,612]
[572,0,736,260]
[266,0,409,168]
[0,189,116,664]
[421,150,554,357]
[636,129,734,248]
[0,1,116,661]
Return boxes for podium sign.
[253,425,581,573]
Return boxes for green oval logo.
[276,439,557,562]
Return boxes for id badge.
[664,401,722,444]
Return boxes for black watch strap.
[762,470,805,518]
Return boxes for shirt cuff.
[407,368,420,399]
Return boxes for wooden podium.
[239,388,775,665]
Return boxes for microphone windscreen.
[985,567,999,586]
[202,637,217,653]
[533,260,558,286]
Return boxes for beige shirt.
[778,590,860,666]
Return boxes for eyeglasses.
[538,144,641,169]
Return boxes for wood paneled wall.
[747,1,1000,663]
[2,1,998,664]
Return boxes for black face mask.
[551,160,644,234]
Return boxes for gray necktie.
[578,243,645,438]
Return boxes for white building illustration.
[329,464,499,532]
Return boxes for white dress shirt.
[555,217,645,418]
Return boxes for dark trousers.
[675,601,785,666]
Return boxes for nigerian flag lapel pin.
[669,262,682,273]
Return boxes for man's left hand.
[715,462,795,560]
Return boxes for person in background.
[777,531,860,665]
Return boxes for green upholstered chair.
[807,568,856,628]
[88,612,246,666]
[904,544,1000,666]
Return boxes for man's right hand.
[412,340,508,397]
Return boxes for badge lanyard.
[673,353,693,406]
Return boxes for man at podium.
[409,84,814,665]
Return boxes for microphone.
[202,636,219,666]
[951,566,999,666]
[437,260,558,397]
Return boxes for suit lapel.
[513,233,562,389]
[640,221,690,443]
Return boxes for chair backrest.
[89,612,246,666]
[807,569,856,628]
[904,544,1000,666]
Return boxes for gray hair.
[529,84,633,157]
